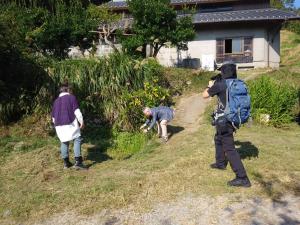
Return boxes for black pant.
[214,122,247,178]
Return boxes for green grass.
[163,67,214,94]
[281,30,300,67]
[107,131,149,160]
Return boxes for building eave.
[109,8,300,30]
[192,8,300,24]
[106,0,239,10]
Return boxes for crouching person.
[51,83,87,170]
[140,106,175,143]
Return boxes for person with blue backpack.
[202,61,251,188]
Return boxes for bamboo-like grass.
[49,53,163,128]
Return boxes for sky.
[295,0,300,8]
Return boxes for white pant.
[157,120,168,139]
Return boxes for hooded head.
[217,61,237,79]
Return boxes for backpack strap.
[225,79,240,130]
[217,79,231,111]
[217,96,224,110]
[224,79,234,114]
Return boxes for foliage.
[270,0,295,9]
[0,0,91,9]
[46,54,169,131]
[87,4,121,51]
[0,4,50,124]
[87,4,120,29]
[286,21,300,35]
[0,1,116,59]
[0,3,47,55]
[248,76,298,126]
[163,68,213,94]
[123,0,195,58]
[270,0,300,35]
[28,1,98,58]
[119,78,172,130]
[0,52,49,124]
[0,12,49,124]
[118,32,145,58]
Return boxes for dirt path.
[36,194,300,225]
[171,93,210,133]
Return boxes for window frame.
[216,36,253,64]
[223,37,244,55]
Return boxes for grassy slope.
[1,30,300,224]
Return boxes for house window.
[216,37,253,64]
[225,38,243,54]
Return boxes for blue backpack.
[224,79,251,128]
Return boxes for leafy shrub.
[118,78,171,130]
[249,76,298,126]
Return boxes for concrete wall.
[157,26,281,69]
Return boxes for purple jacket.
[52,94,79,126]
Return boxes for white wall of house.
[268,30,280,68]
[157,26,281,69]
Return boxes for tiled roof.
[193,8,300,23]
[107,1,127,9]
[108,8,300,29]
[107,0,237,9]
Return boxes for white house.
[107,0,300,70]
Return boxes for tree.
[0,5,50,123]
[88,5,121,52]
[124,0,195,58]
[270,0,300,35]
[29,1,99,58]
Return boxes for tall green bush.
[249,76,298,126]
[47,54,170,130]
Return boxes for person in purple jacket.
[52,83,87,170]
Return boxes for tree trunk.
[153,44,163,58]
[142,44,147,58]
[104,35,119,53]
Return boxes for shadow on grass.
[82,125,113,168]
[250,172,300,224]
[235,141,259,160]
[252,172,300,200]
[168,125,185,140]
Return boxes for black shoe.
[63,158,73,169]
[210,163,226,170]
[74,156,88,170]
[227,177,251,188]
